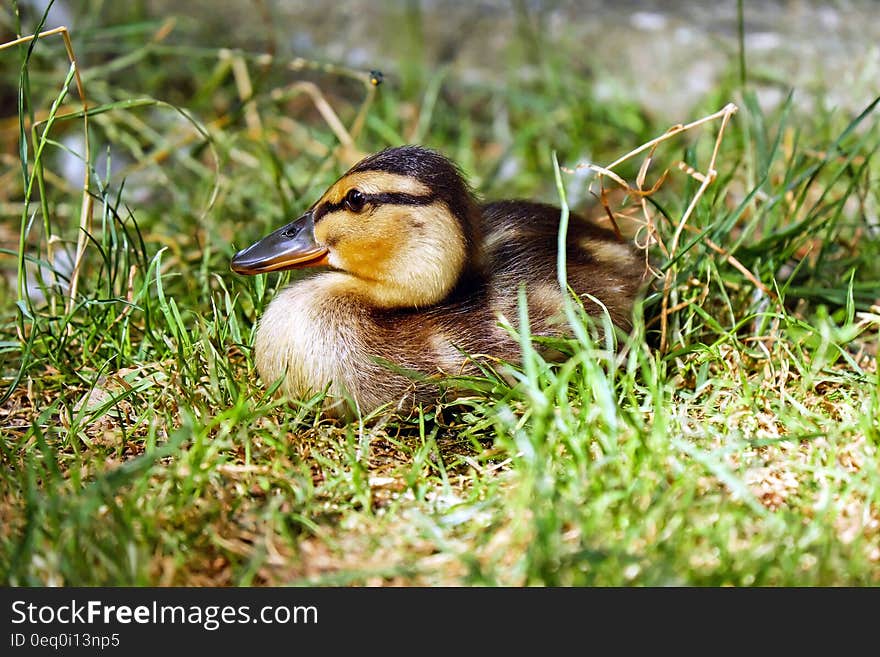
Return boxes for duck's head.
[231,145,483,308]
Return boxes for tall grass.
[1,1,878,585]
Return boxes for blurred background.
[134,0,879,119]
[9,0,879,119]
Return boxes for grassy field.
[1,2,879,586]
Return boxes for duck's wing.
[480,200,643,332]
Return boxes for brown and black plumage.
[231,145,643,415]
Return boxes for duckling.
[232,145,643,416]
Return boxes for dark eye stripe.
[315,192,436,220]
[365,192,436,206]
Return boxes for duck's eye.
[344,189,366,213]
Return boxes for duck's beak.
[231,211,329,275]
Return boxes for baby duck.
[232,145,643,415]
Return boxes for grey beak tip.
[230,247,251,272]
[230,210,320,275]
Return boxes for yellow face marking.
[314,206,398,279]
[313,200,465,308]
[318,171,432,205]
